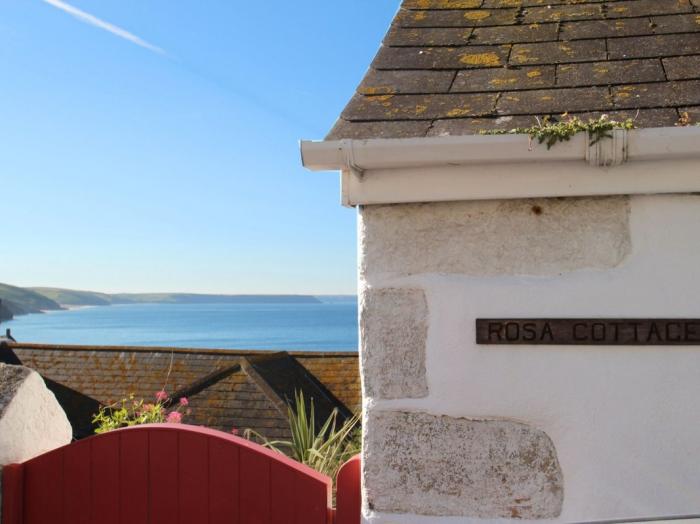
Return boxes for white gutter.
[300,126,700,207]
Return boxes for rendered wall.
[359,194,700,524]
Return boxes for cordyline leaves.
[244,391,361,481]
[480,114,636,149]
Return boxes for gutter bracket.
[340,139,365,179]
[586,128,629,167]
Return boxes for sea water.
[4,300,358,351]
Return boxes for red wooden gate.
[1,424,360,524]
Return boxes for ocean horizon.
[4,299,358,351]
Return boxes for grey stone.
[0,364,72,465]
[360,288,429,400]
[364,411,564,518]
[360,197,631,278]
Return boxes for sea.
[3,299,358,351]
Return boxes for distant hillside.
[0,283,63,320]
[111,293,322,305]
[30,287,114,306]
[0,300,13,322]
[28,287,323,307]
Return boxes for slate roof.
[1,342,360,441]
[328,0,700,139]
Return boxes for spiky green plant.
[244,391,361,480]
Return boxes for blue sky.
[0,1,398,295]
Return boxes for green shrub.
[244,391,361,480]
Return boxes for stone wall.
[359,194,700,523]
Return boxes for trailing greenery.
[244,391,361,480]
[92,390,190,434]
[480,114,635,150]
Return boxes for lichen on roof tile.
[325,0,700,140]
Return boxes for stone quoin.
[302,1,700,522]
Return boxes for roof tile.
[560,18,654,40]
[497,86,612,114]
[556,59,666,87]
[679,106,700,122]
[483,0,604,5]
[385,26,473,46]
[470,23,559,45]
[342,92,498,120]
[608,33,700,59]
[402,0,483,8]
[428,115,541,135]
[613,80,700,108]
[373,45,510,69]
[327,120,434,140]
[452,65,556,92]
[359,70,456,94]
[651,13,700,34]
[522,4,603,23]
[510,40,606,65]
[663,56,700,80]
[396,8,519,27]
[605,0,694,18]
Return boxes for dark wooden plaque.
[476,319,700,345]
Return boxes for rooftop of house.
[0,342,360,441]
[328,0,700,140]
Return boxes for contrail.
[42,0,165,55]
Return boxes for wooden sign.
[476,319,700,345]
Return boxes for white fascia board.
[300,126,700,207]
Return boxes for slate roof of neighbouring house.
[328,0,700,139]
[0,342,360,441]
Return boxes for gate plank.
[92,433,120,524]
[120,429,149,524]
[239,447,271,523]
[63,440,91,524]
[208,436,240,524]
[1,464,24,524]
[149,429,179,524]
[270,459,296,524]
[178,431,209,524]
[24,449,63,524]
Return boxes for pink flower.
[143,403,155,412]
[230,427,239,436]
[166,411,182,424]
[155,390,168,402]
[179,397,189,406]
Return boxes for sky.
[0,1,398,295]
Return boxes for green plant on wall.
[480,114,635,150]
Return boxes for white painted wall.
[361,194,700,524]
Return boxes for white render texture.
[364,411,563,519]
[359,194,700,523]
[359,197,631,278]
[0,364,72,465]
[361,288,429,399]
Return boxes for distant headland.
[0,282,352,324]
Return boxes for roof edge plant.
[244,390,361,481]
[480,114,635,150]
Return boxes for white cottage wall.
[359,194,700,524]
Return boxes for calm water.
[5,301,358,351]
